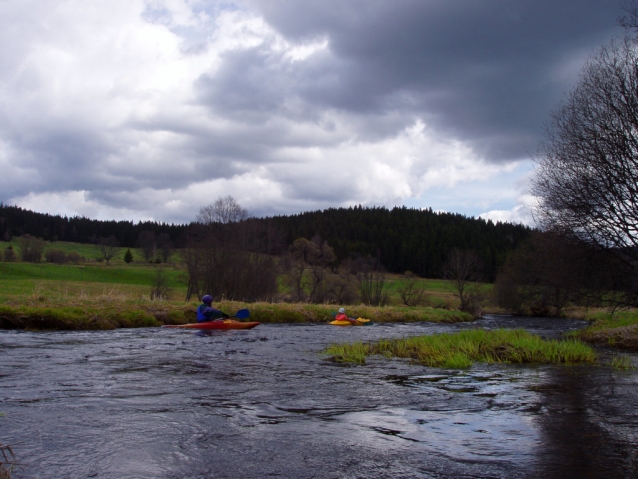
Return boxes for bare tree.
[531,33,638,275]
[197,195,247,224]
[285,237,337,303]
[307,236,337,303]
[443,249,484,317]
[356,253,389,307]
[45,249,68,264]
[136,231,156,263]
[150,267,172,300]
[619,0,638,30]
[183,196,278,302]
[17,235,46,263]
[285,239,312,301]
[495,231,634,315]
[327,258,360,305]
[156,233,173,263]
[3,245,16,262]
[397,271,426,306]
[95,236,120,265]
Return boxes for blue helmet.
[202,294,213,305]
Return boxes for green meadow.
[0,240,476,329]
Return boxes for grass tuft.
[610,354,634,370]
[325,329,598,368]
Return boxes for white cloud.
[0,1,620,224]
[478,196,535,225]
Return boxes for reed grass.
[610,354,635,370]
[325,329,598,367]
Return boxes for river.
[1,315,637,478]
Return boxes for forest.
[0,203,531,281]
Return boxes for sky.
[0,0,625,225]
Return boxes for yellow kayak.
[329,317,372,326]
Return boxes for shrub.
[3,245,16,262]
[67,252,83,264]
[18,235,46,262]
[45,249,68,264]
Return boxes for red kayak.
[163,320,260,330]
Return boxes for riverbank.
[0,301,472,330]
[571,309,638,351]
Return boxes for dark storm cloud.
[0,0,629,223]
[240,0,623,161]
[3,129,113,197]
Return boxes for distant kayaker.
[335,307,357,324]
[197,295,230,322]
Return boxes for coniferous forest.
[269,206,531,280]
[0,203,531,280]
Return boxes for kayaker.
[197,295,230,322]
[335,307,357,324]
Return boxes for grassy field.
[0,241,476,329]
[0,240,181,265]
[0,240,478,304]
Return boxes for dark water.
[1,315,637,479]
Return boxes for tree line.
[0,204,187,247]
[0,202,531,280]
[266,205,531,280]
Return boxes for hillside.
[0,203,531,279]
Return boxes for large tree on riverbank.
[531,10,638,304]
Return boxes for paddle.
[231,308,250,320]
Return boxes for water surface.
[1,315,637,478]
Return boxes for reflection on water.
[0,315,637,478]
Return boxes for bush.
[67,252,83,264]
[3,245,16,262]
[45,249,68,264]
[18,235,46,262]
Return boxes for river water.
[1,315,637,479]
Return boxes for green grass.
[0,241,486,330]
[571,310,638,350]
[385,278,451,293]
[325,328,598,367]
[581,310,638,332]
[0,262,184,288]
[610,354,635,370]
[241,302,472,324]
[0,240,181,265]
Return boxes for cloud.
[0,0,625,225]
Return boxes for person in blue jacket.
[197,295,229,322]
